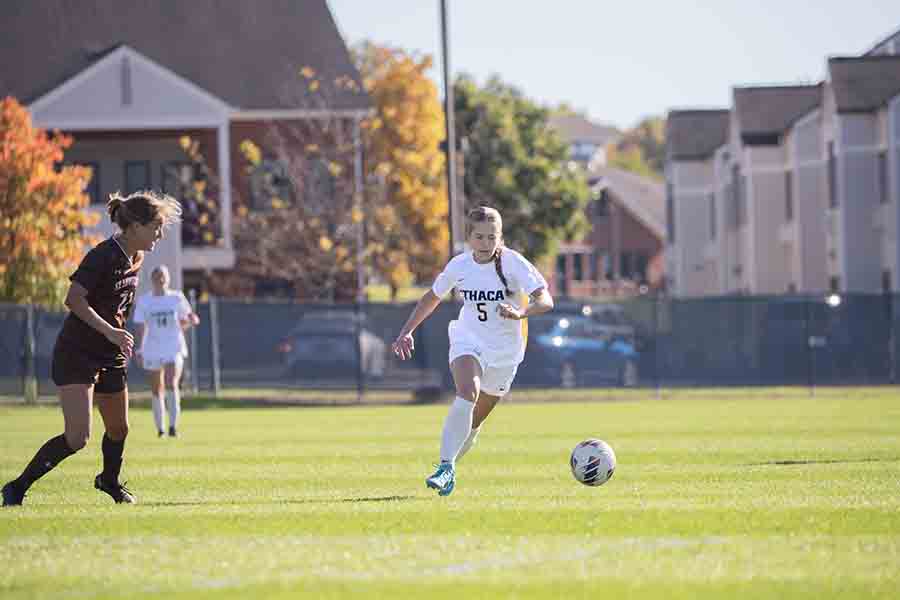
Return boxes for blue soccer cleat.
[425,462,456,496]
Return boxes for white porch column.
[217,120,232,248]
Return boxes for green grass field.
[2,389,900,599]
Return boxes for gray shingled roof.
[0,0,369,111]
[549,114,620,145]
[589,165,665,239]
[666,109,730,160]
[732,84,821,144]
[829,56,900,113]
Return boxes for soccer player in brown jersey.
[2,191,181,506]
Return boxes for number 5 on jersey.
[477,302,488,322]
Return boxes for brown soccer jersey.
[57,237,144,367]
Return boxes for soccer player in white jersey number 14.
[392,206,554,496]
[133,265,199,438]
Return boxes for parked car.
[519,313,639,387]
[553,301,641,348]
[276,311,387,380]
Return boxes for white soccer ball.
[570,439,616,486]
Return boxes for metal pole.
[353,117,366,404]
[440,0,458,258]
[353,117,366,303]
[805,295,814,397]
[209,295,221,396]
[23,304,37,404]
[653,294,661,400]
[188,289,200,394]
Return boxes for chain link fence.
[2,293,898,403]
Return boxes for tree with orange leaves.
[0,97,99,308]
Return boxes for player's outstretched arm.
[392,290,441,360]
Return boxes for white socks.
[440,397,475,465]
[152,393,164,433]
[455,426,481,462]
[165,389,181,430]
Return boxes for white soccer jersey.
[133,291,192,359]
[432,248,547,367]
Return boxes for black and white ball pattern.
[570,439,616,486]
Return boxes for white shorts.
[448,337,519,397]
[141,353,184,371]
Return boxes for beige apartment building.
[666,28,900,297]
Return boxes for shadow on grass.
[143,495,417,507]
[745,457,899,467]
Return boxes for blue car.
[519,314,639,387]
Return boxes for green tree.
[454,75,590,262]
[607,116,665,179]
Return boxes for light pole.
[439,0,459,257]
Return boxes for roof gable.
[828,56,900,113]
[0,0,369,112]
[30,45,231,130]
[666,109,730,160]
[589,166,665,239]
[733,84,822,145]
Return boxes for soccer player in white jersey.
[133,265,199,438]
[392,206,554,496]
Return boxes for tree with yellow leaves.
[355,42,448,300]
[0,97,99,308]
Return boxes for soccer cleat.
[157,430,165,438]
[2,481,25,507]
[94,474,136,504]
[425,462,456,496]
[168,427,177,438]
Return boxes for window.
[555,254,567,280]
[250,159,294,210]
[665,183,675,244]
[732,165,746,227]
[785,170,794,222]
[709,192,717,240]
[878,150,888,205]
[573,253,584,281]
[620,252,633,279]
[124,161,150,194]
[827,141,838,209]
[572,142,597,162]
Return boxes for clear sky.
[327,0,900,130]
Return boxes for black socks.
[101,433,126,484]
[14,434,76,492]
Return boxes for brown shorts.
[51,341,127,394]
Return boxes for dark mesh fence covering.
[3,293,899,402]
[0,303,26,396]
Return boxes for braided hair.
[467,206,511,296]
